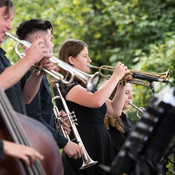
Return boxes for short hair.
[0,0,14,15]
[16,19,53,40]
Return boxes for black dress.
[108,112,134,156]
[54,81,115,175]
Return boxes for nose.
[128,93,133,99]
[5,20,12,31]
[87,56,92,63]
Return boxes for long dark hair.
[58,39,87,66]
[57,39,88,86]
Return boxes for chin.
[86,68,90,74]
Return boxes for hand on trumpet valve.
[59,110,71,135]
[24,35,53,65]
[114,62,131,80]
[40,58,59,72]
[123,73,133,81]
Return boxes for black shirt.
[21,72,68,148]
[108,112,134,155]
[0,47,26,114]
[0,139,3,160]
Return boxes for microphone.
[132,73,169,83]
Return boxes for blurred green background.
[2,0,175,174]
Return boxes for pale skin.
[21,29,55,104]
[123,83,133,111]
[0,6,50,165]
[3,140,44,166]
[112,83,133,117]
[23,30,83,159]
[65,46,131,117]
[0,6,52,92]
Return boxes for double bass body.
[0,108,62,175]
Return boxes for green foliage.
[2,1,175,173]
[2,0,174,120]
[2,0,174,111]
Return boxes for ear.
[68,56,75,65]
[22,45,28,52]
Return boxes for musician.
[0,0,59,170]
[53,39,131,175]
[0,139,44,166]
[0,0,52,113]
[16,19,83,159]
[104,83,134,155]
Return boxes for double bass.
[0,87,62,175]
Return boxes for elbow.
[0,81,9,91]
[24,100,30,105]
[108,108,122,117]
[23,97,32,104]
[0,84,6,91]
[113,111,122,117]
[93,100,105,108]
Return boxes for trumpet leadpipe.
[129,102,145,118]
[5,32,100,91]
[89,64,170,86]
[129,102,144,113]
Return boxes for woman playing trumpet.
[53,39,131,175]
[104,83,134,156]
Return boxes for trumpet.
[89,64,170,86]
[52,83,98,169]
[129,102,145,118]
[5,32,99,91]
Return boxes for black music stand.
[110,86,175,175]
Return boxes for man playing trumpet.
[16,18,83,160]
[0,0,52,167]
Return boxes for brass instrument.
[129,102,145,118]
[5,32,99,91]
[89,64,170,86]
[52,83,98,169]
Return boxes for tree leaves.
[2,0,175,125]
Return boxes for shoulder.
[54,80,79,98]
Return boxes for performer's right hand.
[23,35,53,65]
[63,140,84,159]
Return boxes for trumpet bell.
[53,83,98,169]
[5,32,99,91]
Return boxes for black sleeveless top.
[54,80,107,125]
[54,80,115,175]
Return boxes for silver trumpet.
[52,83,98,169]
[129,102,145,118]
[5,32,99,91]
